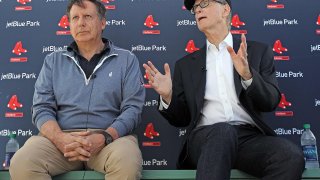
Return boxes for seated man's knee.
[106,137,142,177]
[9,147,37,178]
[271,139,305,170]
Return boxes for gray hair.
[66,0,106,20]
[220,0,232,30]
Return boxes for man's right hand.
[55,131,92,161]
[143,61,173,104]
[40,121,91,161]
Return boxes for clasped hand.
[55,131,105,162]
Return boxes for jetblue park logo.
[1,72,37,80]
[131,44,166,52]
[142,159,168,166]
[42,45,67,53]
[106,19,126,26]
[6,20,40,28]
[311,44,320,53]
[276,71,303,78]
[0,129,33,137]
[274,128,303,136]
[263,18,298,26]
[177,20,196,27]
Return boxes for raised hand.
[227,34,252,80]
[143,61,173,104]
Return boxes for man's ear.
[223,3,231,17]
[101,17,106,30]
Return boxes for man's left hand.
[64,132,105,161]
[227,34,252,80]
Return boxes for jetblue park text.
[0,129,33,137]
[274,128,304,135]
[1,73,37,80]
[6,21,40,28]
[131,45,166,52]
[263,19,298,26]
[42,45,67,53]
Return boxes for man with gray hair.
[9,0,145,180]
[143,0,304,179]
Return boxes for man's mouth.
[198,17,206,22]
[77,31,88,35]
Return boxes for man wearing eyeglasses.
[143,0,304,179]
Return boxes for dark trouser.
[187,122,305,180]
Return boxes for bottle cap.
[303,124,311,129]
[9,133,16,139]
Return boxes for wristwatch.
[101,131,113,145]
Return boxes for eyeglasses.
[190,0,226,15]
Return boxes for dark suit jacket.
[159,37,281,169]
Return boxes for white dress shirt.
[160,33,257,127]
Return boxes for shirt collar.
[67,38,110,56]
[206,32,233,51]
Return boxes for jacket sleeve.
[159,61,191,127]
[32,53,58,130]
[110,54,145,137]
[245,45,281,112]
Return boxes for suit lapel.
[233,38,242,97]
[190,46,206,110]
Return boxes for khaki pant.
[9,134,142,180]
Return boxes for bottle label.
[303,145,319,161]
[3,152,15,168]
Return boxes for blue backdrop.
[0,0,319,169]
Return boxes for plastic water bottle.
[301,124,319,168]
[3,133,19,170]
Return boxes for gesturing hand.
[143,61,173,104]
[227,34,252,80]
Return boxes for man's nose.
[77,17,86,26]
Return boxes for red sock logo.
[7,95,23,111]
[144,15,159,28]
[185,40,199,53]
[144,73,149,80]
[17,0,31,5]
[58,15,70,29]
[317,15,320,25]
[273,40,288,54]
[144,123,160,139]
[231,14,245,28]
[270,0,277,3]
[12,41,27,56]
[101,0,114,3]
[278,93,291,109]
